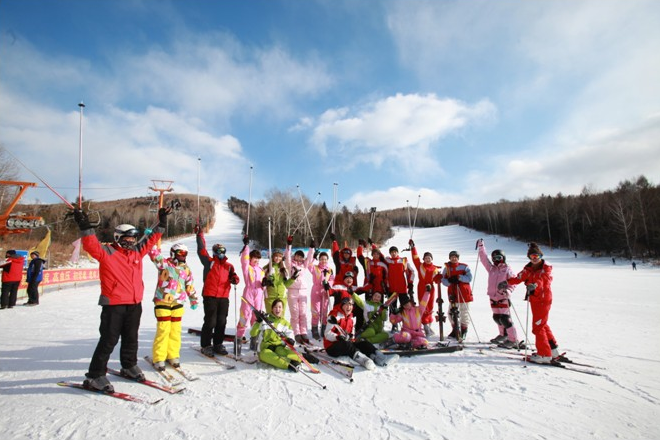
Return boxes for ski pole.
[318,202,341,248]
[77,102,85,209]
[246,166,253,235]
[411,195,420,239]
[509,300,528,342]
[524,295,530,368]
[233,284,239,361]
[368,207,376,239]
[197,157,201,225]
[268,217,273,276]
[331,183,338,234]
[271,348,327,390]
[291,190,320,237]
[406,200,412,239]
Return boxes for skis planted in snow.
[57,381,163,404]
[106,368,185,394]
[515,355,603,376]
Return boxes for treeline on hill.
[0,193,216,266]
[227,189,394,251]
[229,176,659,260]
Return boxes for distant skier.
[476,239,520,348]
[0,250,25,309]
[632,261,637,270]
[508,242,561,364]
[72,207,170,392]
[25,251,46,306]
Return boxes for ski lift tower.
[149,180,174,209]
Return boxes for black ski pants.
[27,281,41,304]
[87,304,142,379]
[326,339,376,359]
[201,296,229,348]
[1,281,20,308]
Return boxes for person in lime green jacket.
[262,250,296,313]
[249,299,301,371]
[353,290,389,344]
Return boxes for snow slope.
[1,202,659,440]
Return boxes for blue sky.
[1,0,659,211]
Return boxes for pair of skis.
[306,348,354,383]
[144,355,200,381]
[57,381,164,405]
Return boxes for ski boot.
[311,326,320,340]
[287,360,301,372]
[380,337,396,349]
[167,358,180,368]
[490,334,507,344]
[213,344,228,356]
[529,353,552,364]
[153,361,166,371]
[390,322,400,334]
[249,337,258,352]
[295,335,304,344]
[447,329,458,339]
[423,324,435,337]
[497,339,518,349]
[83,375,114,393]
[370,350,398,367]
[301,335,311,345]
[352,351,375,370]
[201,345,215,357]
[120,365,145,381]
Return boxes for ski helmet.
[170,243,188,261]
[212,244,227,258]
[114,224,139,249]
[491,249,506,263]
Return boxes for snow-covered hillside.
[1,202,659,440]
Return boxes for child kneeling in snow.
[352,290,390,345]
[385,287,432,350]
[250,299,302,371]
[323,293,397,369]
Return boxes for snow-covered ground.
[1,202,659,440]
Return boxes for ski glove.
[73,209,92,231]
[262,276,274,287]
[407,283,414,295]
[330,232,336,241]
[310,239,316,248]
[287,235,293,245]
[313,250,320,260]
[358,239,367,247]
[368,237,374,245]
[497,281,509,290]
[476,238,483,248]
[255,311,265,323]
[158,207,171,228]
[285,338,296,346]
[408,239,415,247]
[448,275,459,284]
[322,281,330,291]
[243,235,249,245]
[193,225,201,234]
[526,283,537,294]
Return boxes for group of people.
[71,205,562,393]
[0,249,46,309]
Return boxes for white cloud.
[304,93,495,175]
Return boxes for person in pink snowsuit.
[307,240,334,341]
[236,235,265,345]
[476,239,520,348]
[284,236,314,344]
[389,287,432,349]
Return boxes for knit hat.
[527,242,543,258]
[449,250,460,258]
[31,251,40,258]
[423,251,433,260]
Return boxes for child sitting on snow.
[352,290,390,345]
[249,299,302,372]
[384,286,432,350]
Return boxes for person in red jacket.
[441,250,473,340]
[73,207,170,393]
[409,239,440,337]
[357,239,388,297]
[0,250,25,309]
[508,242,560,364]
[382,245,416,333]
[330,233,359,287]
[195,227,240,357]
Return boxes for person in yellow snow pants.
[153,301,185,364]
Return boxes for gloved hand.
[243,235,249,245]
[286,337,296,346]
[255,310,265,323]
[193,224,201,234]
[158,207,171,228]
[408,239,415,247]
[322,281,330,291]
[497,281,509,290]
[476,238,483,248]
[330,232,336,241]
[425,284,432,292]
[262,276,274,287]
[448,294,457,303]
[358,239,367,247]
[310,239,316,248]
[407,282,414,294]
[526,283,537,294]
[448,275,459,284]
[287,235,293,245]
[313,250,320,260]
[190,296,199,310]
[368,237,374,245]
[338,333,349,342]
[73,209,92,230]
[230,273,239,285]
[162,293,174,303]
[292,268,301,279]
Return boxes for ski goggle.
[174,250,188,257]
[528,253,542,259]
[341,299,354,306]
[214,247,227,255]
[492,255,504,262]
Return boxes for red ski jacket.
[1,255,25,283]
